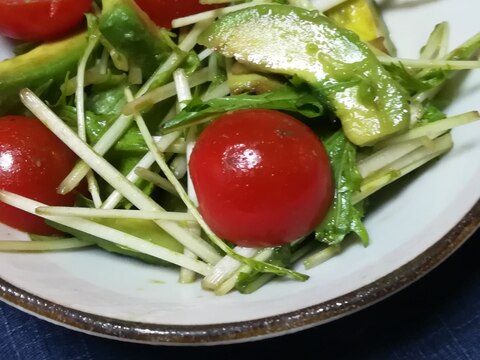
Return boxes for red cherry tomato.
[0,0,91,41]
[135,0,220,29]
[189,109,333,248]
[0,116,80,235]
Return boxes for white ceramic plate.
[0,0,479,345]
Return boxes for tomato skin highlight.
[189,109,333,247]
[0,0,91,41]
[135,0,220,29]
[0,116,80,235]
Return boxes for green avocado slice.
[199,4,410,146]
[0,32,87,115]
[99,0,172,80]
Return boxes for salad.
[0,0,478,296]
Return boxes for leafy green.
[384,63,433,94]
[161,86,324,132]
[315,131,368,246]
[417,102,446,125]
[84,82,128,115]
[235,245,294,294]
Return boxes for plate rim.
[1,199,478,345]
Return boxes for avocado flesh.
[100,0,172,80]
[326,0,396,55]
[199,5,410,146]
[228,62,285,94]
[0,32,87,115]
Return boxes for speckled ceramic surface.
[0,0,479,345]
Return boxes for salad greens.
[0,0,479,295]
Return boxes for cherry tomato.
[0,0,91,41]
[0,116,80,235]
[135,0,220,29]
[189,109,333,247]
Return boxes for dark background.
[0,228,478,359]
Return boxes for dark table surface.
[1,227,479,360]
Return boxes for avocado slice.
[0,32,87,115]
[99,0,172,80]
[326,0,396,55]
[199,4,410,146]
[228,62,285,94]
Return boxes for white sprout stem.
[173,68,192,111]
[288,0,315,10]
[20,89,221,265]
[128,64,143,85]
[303,244,341,270]
[417,32,480,81]
[375,111,479,148]
[101,130,182,209]
[36,206,195,221]
[198,48,213,61]
[310,0,349,12]
[171,0,269,28]
[201,81,230,102]
[58,113,134,194]
[139,20,212,94]
[419,22,450,60]
[123,67,211,115]
[180,220,202,283]
[185,127,199,204]
[173,68,194,189]
[0,191,211,275]
[134,167,179,197]
[214,248,275,295]
[358,138,428,178]
[76,34,98,142]
[75,32,103,207]
[0,238,91,252]
[179,246,199,283]
[169,155,188,179]
[98,47,110,75]
[414,87,442,104]
[173,68,199,282]
[202,247,258,290]
[377,56,480,70]
[353,133,453,203]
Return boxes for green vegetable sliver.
[0,238,91,252]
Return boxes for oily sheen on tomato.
[189,109,333,248]
[0,0,91,41]
[0,116,80,235]
[135,0,220,29]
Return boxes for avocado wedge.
[99,0,172,80]
[326,0,396,54]
[0,32,87,115]
[199,4,410,146]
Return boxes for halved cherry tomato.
[0,116,80,235]
[135,0,220,29]
[0,0,91,41]
[189,109,333,247]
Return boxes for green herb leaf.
[161,86,324,132]
[315,131,369,246]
